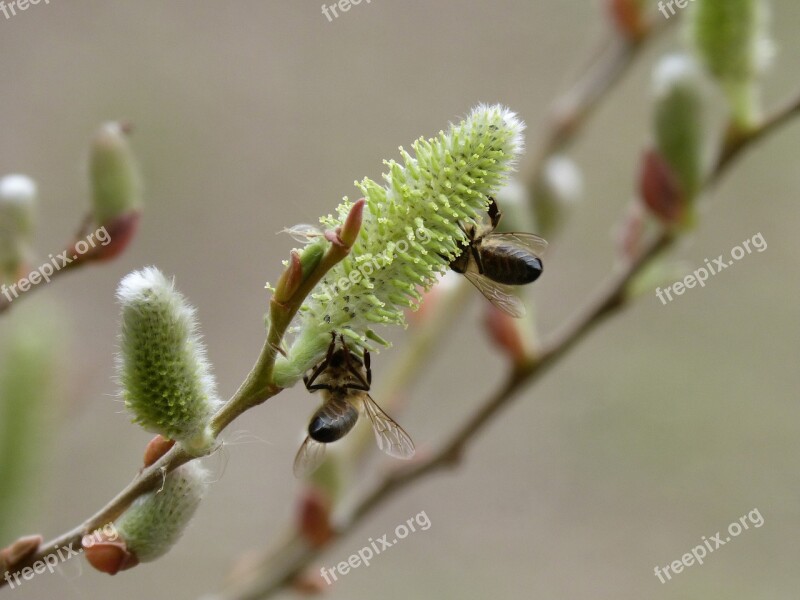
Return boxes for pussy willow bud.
[607,0,648,41]
[117,267,220,455]
[493,180,536,234]
[0,535,42,572]
[298,241,325,279]
[0,175,36,282]
[484,303,533,367]
[687,0,773,129]
[531,155,583,238]
[306,449,343,503]
[337,197,365,248]
[112,462,209,564]
[0,310,60,543]
[142,435,176,468]
[273,251,304,304]
[90,122,142,226]
[87,122,142,261]
[650,54,707,226]
[639,149,683,226]
[83,534,137,575]
[297,487,333,549]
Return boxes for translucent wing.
[361,395,415,460]
[463,271,526,318]
[293,436,327,478]
[279,223,324,243]
[485,232,548,257]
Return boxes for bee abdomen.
[482,246,543,285]
[309,397,359,443]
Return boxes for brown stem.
[522,15,671,186]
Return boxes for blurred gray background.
[1,1,798,598]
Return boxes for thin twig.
[713,91,800,181]
[523,14,671,186]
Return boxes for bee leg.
[471,244,486,275]
[305,362,327,390]
[307,383,333,392]
[488,197,502,229]
[304,335,338,390]
[341,342,371,391]
[346,350,371,391]
[348,350,372,392]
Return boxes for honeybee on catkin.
[294,333,415,477]
[449,197,548,318]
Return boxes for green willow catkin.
[652,54,707,227]
[687,0,773,128]
[273,104,525,386]
[113,462,209,562]
[0,175,37,283]
[90,122,142,227]
[116,267,220,455]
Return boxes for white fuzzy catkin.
[114,462,209,562]
[116,267,220,455]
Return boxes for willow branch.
[0,215,115,316]
[523,13,672,185]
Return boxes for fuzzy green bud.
[116,267,220,455]
[273,104,525,385]
[530,156,583,238]
[0,309,60,542]
[90,122,142,227]
[113,462,209,562]
[652,54,707,224]
[0,175,37,283]
[688,0,773,128]
[298,240,325,279]
[493,180,536,235]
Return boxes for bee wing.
[485,232,548,257]
[279,223,324,243]
[361,395,415,460]
[293,436,327,478]
[463,271,526,318]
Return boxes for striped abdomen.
[481,245,543,285]
[308,396,359,443]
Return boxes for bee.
[294,334,415,477]
[449,198,548,318]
